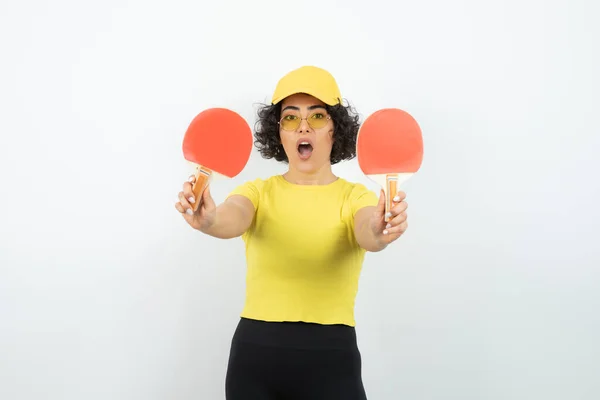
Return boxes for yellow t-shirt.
[226,175,378,326]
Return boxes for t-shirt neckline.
[277,174,343,188]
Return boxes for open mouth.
[297,140,314,160]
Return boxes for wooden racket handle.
[191,165,212,212]
[385,174,398,222]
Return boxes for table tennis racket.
[356,108,423,222]
[182,107,253,212]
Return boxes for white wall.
[1,0,599,399]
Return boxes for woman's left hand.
[370,189,408,247]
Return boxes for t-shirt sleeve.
[349,183,379,216]
[226,178,264,210]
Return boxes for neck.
[283,163,337,185]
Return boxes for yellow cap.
[271,66,342,106]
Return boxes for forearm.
[355,213,387,252]
[200,202,251,239]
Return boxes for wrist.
[198,213,218,235]
[366,222,388,252]
[373,234,388,251]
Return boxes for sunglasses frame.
[278,111,332,131]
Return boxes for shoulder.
[337,178,377,198]
[230,175,279,190]
[335,178,379,213]
[227,175,281,207]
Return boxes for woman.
[175,66,408,399]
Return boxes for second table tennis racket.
[182,107,253,211]
[356,108,423,222]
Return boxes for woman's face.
[279,93,334,173]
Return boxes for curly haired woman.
[175,66,409,399]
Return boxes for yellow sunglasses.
[278,112,331,131]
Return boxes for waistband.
[231,317,358,350]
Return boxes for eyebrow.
[281,104,326,112]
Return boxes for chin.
[293,156,328,172]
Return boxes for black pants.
[225,318,368,400]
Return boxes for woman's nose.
[297,118,311,132]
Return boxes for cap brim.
[272,88,340,106]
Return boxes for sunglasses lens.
[280,115,300,130]
[308,113,328,129]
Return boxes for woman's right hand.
[175,176,217,232]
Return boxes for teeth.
[300,142,309,145]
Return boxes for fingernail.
[188,197,195,203]
[188,176,195,182]
[186,209,193,215]
[393,196,400,202]
[386,223,391,229]
[385,212,392,219]
[383,229,389,235]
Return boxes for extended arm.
[354,206,387,252]
[200,194,255,239]
[353,189,409,252]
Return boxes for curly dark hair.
[253,100,361,164]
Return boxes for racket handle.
[191,165,212,212]
[385,174,398,222]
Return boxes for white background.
[1,0,599,399]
